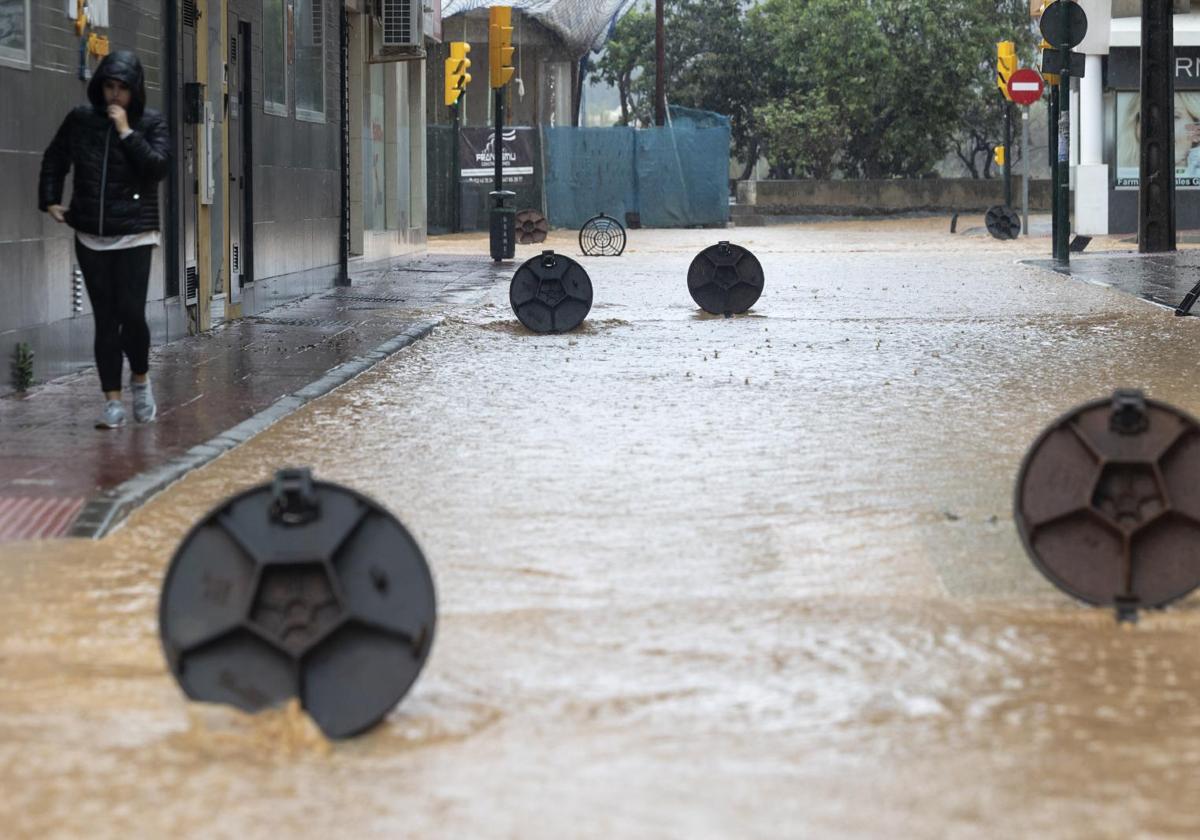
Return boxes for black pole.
[494,88,503,192]
[1140,0,1176,252]
[452,101,461,234]
[336,0,350,286]
[655,0,665,126]
[1004,101,1013,208]
[164,0,179,298]
[1050,85,1059,257]
[1055,43,1071,264]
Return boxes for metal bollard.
[489,190,517,262]
[159,467,437,738]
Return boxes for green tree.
[592,0,765,177]
[592,7,656,126]
[749,0,1035,178]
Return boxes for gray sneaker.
[96,399,126,429]
[131,380,157,423]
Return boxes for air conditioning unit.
[369,0,425,61]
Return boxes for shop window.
[263,0,287,115]
[294,0,324,120]
[0,0,31,70]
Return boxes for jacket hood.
[87,51,147,123]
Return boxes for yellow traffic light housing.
[445,41,472,107]
[997,40,1017,100]
[994,145,1006,167]
[489,6,515,89]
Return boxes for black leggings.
[75,240,153,393]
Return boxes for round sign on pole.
[1039,0,1087,49]
[1007,68,1045,106]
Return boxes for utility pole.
[1140,0,1176,252]
[655,0,666,126]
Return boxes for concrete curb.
[67,318,441,539]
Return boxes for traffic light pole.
[1004,101,1013,209]
[494,88,503,194]
[451,101,461,234]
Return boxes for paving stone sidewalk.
[1025,248,1200,314]
[0,253,504,543]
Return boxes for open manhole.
[159,468,436,738]
[1014,390,1200,619]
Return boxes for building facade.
[0,0,433,394]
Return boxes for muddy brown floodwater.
[5,221,1200,838]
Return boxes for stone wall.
[736,179,1053,216]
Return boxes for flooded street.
[6,221,1200,837]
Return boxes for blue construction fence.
[542,107,731,229]
[426,107,731,233]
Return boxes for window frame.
[293,0,325,123]
[0,0,32,71]
[262,0,288,116]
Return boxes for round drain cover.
[985,205,1021,240]
[159,468,436,739]
[579,213,626,257]
[1014,390,1200,609]
[687,241,765,315]
[510,250,594,333]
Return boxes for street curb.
[66,317,442,540]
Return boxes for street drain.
[1014,390,1200,621]
[687,242,765,316]
[257,318,359,328]
[509,250,594,334]
[159,468,436,738]
[322,293,410,304]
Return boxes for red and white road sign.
[1007,68,1045,106]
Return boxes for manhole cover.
[1014,390,1200,614]
[687,242,765,315]
[159,468,436,738]
[985,205,1021,240]
[509,250,594,334]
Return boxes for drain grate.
[251,317,359,328]
[322,293,409,304]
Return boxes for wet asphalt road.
[5,220,1200,838]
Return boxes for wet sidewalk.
[1025,247,1200,314]
[0,253,503,543]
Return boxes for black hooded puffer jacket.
[38,50,171,236]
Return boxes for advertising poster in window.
[1115,91,1200,188]
[459,127,536,185]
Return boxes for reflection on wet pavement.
[5,221,1200,837]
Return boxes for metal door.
[227,15,246,304]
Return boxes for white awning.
[441,0,638,54]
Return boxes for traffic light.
[445,41,471,107]
[997,40,1017,100]
[994,145,1006,167]
[489,6,515,89]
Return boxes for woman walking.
[39,50,171,428]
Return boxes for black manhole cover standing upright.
[985,205,1021,240]
[687,242,765,315]
[509,250,594,333]
[1014,390,1200,618]
[159,468,437,739]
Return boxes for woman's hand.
[107,104,130,134]
[47,204,67,223]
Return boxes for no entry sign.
[1007,68,1045,106]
